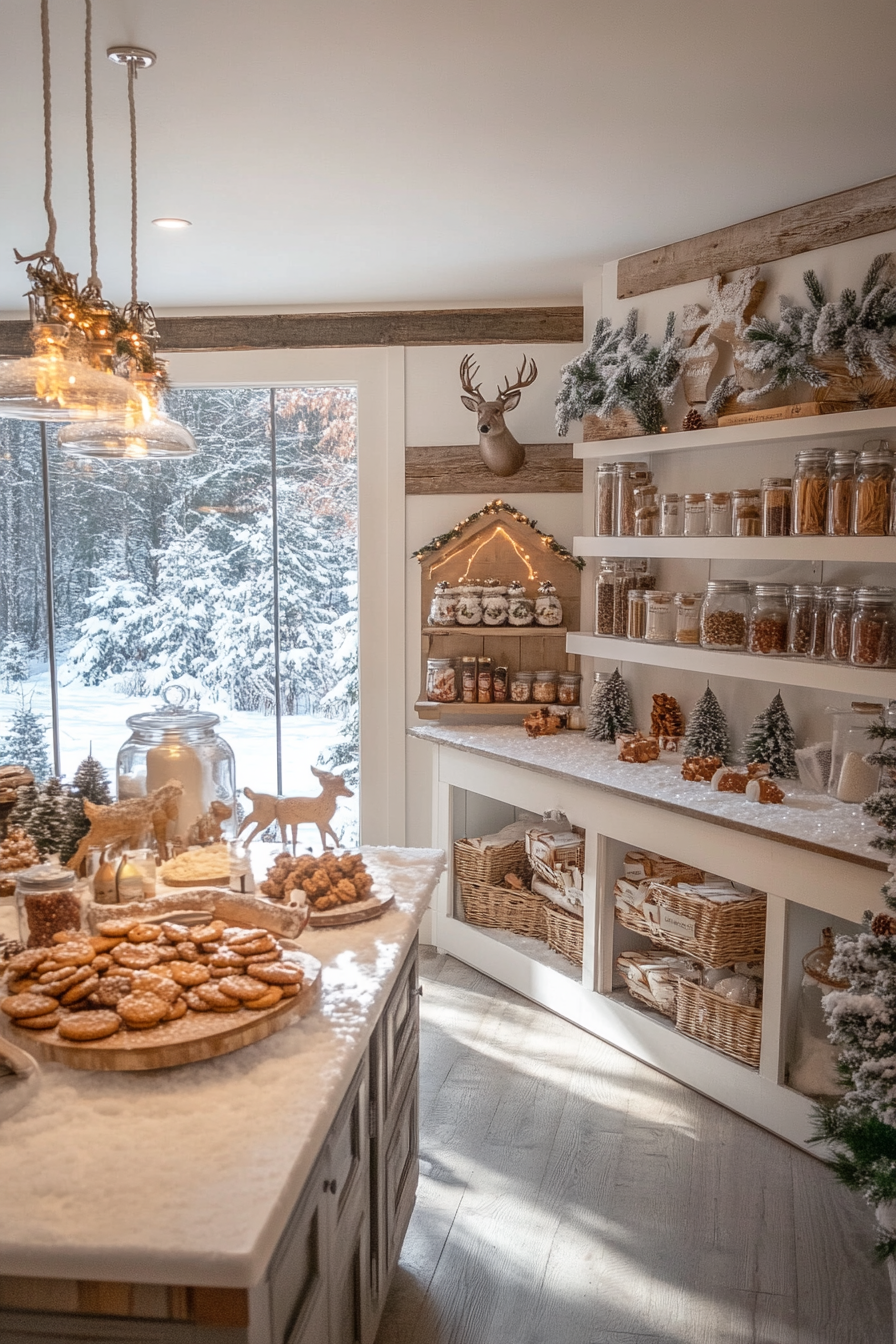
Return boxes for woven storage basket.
[454,837,527,887]
[526,833,585,892]
[615,881,766,968]
[676,978,762,1068]
[459,879,546,939]
[544,902,583,966]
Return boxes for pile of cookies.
[260,851,373,911]
[1,916,304,1043]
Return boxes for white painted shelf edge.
[572,535,896,562]
[567,631,896,694]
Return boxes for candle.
[145,740,211,843]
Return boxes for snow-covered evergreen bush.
[681,686,730,762]
[555,310,682,436]
[0,691,51,783]
[742,692,798,778]
[2,639,28,691]
[587,669,635,742]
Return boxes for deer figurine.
[238,767,354,852]
[459,354,538,477]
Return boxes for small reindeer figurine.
[459,354,538,477]
[239,767,354,852]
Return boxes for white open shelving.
[573,535,896,562]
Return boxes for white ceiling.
[1,0,895,313]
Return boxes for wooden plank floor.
[375,948,892,1344]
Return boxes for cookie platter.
[307,885,395,928]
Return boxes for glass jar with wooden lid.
[761,477,792,537]
[732,489,761,537]
[792,448,829,536]
[825,448,857,537]
[851,440,894,536]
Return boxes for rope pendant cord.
[128,57,138,306]
[84,0,100,291]
[40,0,57,257]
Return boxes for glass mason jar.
[852,440,894,536]
[558,671,582,706]
[493,665,508,702]
[808,586,830,661]
[700,580,749,650]
[682,492,707,537]
[849,587,896,667]
[828,701,886,800]
[747,583,790,655]
[509,670,534,703]
[787,583,815,657]
[460,655,478,703]
[534,581,563,627]
[532,669,559,704]
[613,564,636,637]
[825,587,855,662]
[634,484,660,537]
[792,448,829,536]
[506,580,534,627]
[706,491,732,537]
[826,448,857,537]
[16,861,82,948]
[428,581,457,627]
[594,461,616,536]
[644,591,676,643]
[674,591,702,645]
[789,928,848,1100]
[116,684,237,849]
[426,657,457,702]
[477,656,494,703]
[454,585,483,625]
[659,492,681,536]
[627,588,647,640]
[732,488,761,537]
[481,587,509,626]
[595,560,618,636]
[761,477,792,537]
[615,462,650,538]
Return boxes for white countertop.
[0,845,444,1289]
[410,722,888,870]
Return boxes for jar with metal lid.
[627,588,646,640]
[426,657,457,702]
[460,655,478,703]
[455,585,483,626]
[117,684,236,848]
[615,462,650,537]
[748,584,790,655]
[558,671,582,706]
[787,584,815,657]
[852,440,894,536]
[659,492,681,536]
[644,591,676,643]
[700,580,749,650]
[613,564,636,637]
[732,488,761,537]
[16,861,82,948]
[826,448,857,536]
[477,656,494,703]
[594,462,616,536]
[828,701,885,800]
[595,560,618,636]
[506,580,534,627]
[825,587,855,662]
[428,581,457,627]
[532,669,559,704]
[706,491,732,537]
[674,592,702,645]
[634,484,660,537]
[682,492,707,537]
[808,586,830,661]
[761,477,792,536]
[509,670,534,703]
[534,580,563,627]
[792,448,829,535]
[849,587,896,667]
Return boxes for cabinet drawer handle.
[414,986,423,997]
[322,1178,337,1194]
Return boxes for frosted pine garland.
[555,310,682,436]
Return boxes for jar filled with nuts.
[558,671,582,705]
[683,492,707,537]
[595,560,618,636]
[849,587,896,668]
[644,591,676,643]
[594,461,617,536]
[706,491,733,537]
[761,477,792,537]
[787,584,815,657]
[826,448,857,537]
[532,669,559,704]
[792,448,829,536]
[825,586,855,662]
[700,580,750,650]
[748,584,790,655]
[808,586,831,661]
[615,462,650,538]
[674,592,702,645]
[16,862,82,948]
[732,489,761,537]
[851,441,894,537]
[509,670,534,703]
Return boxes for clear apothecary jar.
[594,462,616,536]
[117,684,237,850]
[674,592,702,645]
[747,583,789,656]
[659,493,681,536]
[828,701,885,801]
[16,861,83,948]
[789,929,848,1100]
[613,564,635,637]
[787,583,815,657]
[826,448,857,537]
[558,671,582,706]
[732,489,761,537]
[532,669,559,704]
[700,580,749,650]
[644,591,676,643]
[426,657,457,702]
[615,462,650,538]
[852,440,894,536]
[509,670,534,703]
[634,484,660,537]
[761,477,792,537]
[808,585,830,661]
[792,448,829,535]
[706,491,732,537]
[595,560,618,636]
[849,587,896,667]
[825,587,855,662]
[682,492,707,537]
[428,581,457,627]
[627,589,646,640]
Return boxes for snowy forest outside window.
[0,385,359,845]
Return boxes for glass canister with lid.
[828,701,885,800]
[826,448,857,537]
[674,592,702,645]
[16,861,83,948]
[615,462,650,537]
[849,587,896,667]
[627,588,647,640]
[706,491,733,537]
[808,585,830,661]
[532,669,559,704]
[595,560,618,636]
[116,684,237,849]
[481,585,509,626]
[644,591,676,643]
[594,461,617,536]
[455,584,483,626]
[792,447,829,535]
[507,580,534,627]
[700,580,749,650]
[659,492,681,536]
[761,477,792,536]
[428,580,457,627]
[748,584,790,655]
[534,580,563,627]
[787,583,816,657]
[634,484,660,537]
[426,658,457,702]
[732,488,761,537]
[825,586,855,662]
[558,671,582,706]
[509,670,534,703]
[682,492,707,537]
[852,440,894,536]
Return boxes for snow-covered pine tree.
[742,692,798,778]
[26,777,72,859]
[67,754,114,857]
[2,638,28,691]
[0,692,51,783]
[587,669,635,742]
[682,686,730,761]
[862,714,896,909]
[9,780,40,835]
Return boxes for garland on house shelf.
[411,500,585,569]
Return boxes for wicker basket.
[544,902,583,966]
[526,831,585,892]
[615,881,766,968]
[459,879,546,940]
[454,837,527,887]
[676,978,762,1068]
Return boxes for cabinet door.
[329,1060,369,1239]
[382,1061,419,1282]
[383,940,420,1113]
[268,1150,330,1344]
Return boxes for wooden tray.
[307,887,395,928]
[0,948,320,1073]
[160,874,231,888]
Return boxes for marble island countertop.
[0,845,444,1288]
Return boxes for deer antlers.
[497,356,538,404]
[459,354,483,405]
[459,354,538,407]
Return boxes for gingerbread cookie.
[169,962,210,987]
[2,992,60,1019]
[217,975,270,1002]
[113,943,161,970]
[116,991,169,1028]
[17,1009,63,1029]
[245,985,283,1010]
[58,1010,122,1041]
[247,961,304,986]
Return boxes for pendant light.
[59,38,197,459]
[0,0,142,423]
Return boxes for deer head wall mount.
[460,353,538,477]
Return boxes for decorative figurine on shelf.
[523,707,563,738]
[238,767,354,851]
[459,353,538,477]
[681,686,730,762]
[428,581,457,628]
[617,732,659,763]
[742,692,798,779]
[681,755,723,782]
[65,779,184,872]
[481,583,509,627]
[745,777,785,804]
[507,579,535,626]
[650,693,685,740]
[186,800,234,847]
[587,668,635,742]
[711,762,770,794]
[534,580,563,627]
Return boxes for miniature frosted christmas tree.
[0,692,51,784]
[26,777,73,860]
[681,686,730,762]
[587,669,635,742]
[66,753,114,858]
[742,692,798,778]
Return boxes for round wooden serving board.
[160,874,231,888]
[307,886,395,928]
[0,948,320,1073]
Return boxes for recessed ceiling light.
[152,217,191,229]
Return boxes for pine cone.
[682,408,705,431]
[871,912,896,937]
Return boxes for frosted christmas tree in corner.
[0,691,51,785]
[66,753,114,859]
[26,777,74,860]
[682,686,730,762]
[742,692,798,778]
[587,669,635,742]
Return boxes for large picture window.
[0,385,359,845]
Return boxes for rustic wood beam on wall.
[406,443,581,494]
[617,174,896,299]
[0,307,583,359]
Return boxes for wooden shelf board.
[423,626,568,637]
[573,405,896,460]
[415,699,535,719]
[566,631,896,694]
[572,536,896,563]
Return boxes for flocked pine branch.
[555,309,682,436]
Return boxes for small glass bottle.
[852,440,894,536]
[595,560,618,636]
[787,584,815,657]
[761,477,792,537]
[700,580,750,650]
[825,587,855,662]
[509,670,534,703]
[659,492,681,536]
[826,449,857,537]
[682,492,707,537]
[849,587,896,667]
[615,462,650,537]
[594,462,616,536]
[748,584,790,656]
[808,586,830,661]
[732,488,761,537]
[461,655,478,703]
[706,491,733,537]
[532,669,559,704]
[792,448,829,536]
[644,591,676,643]
[426,657,457,702]
[558,671,582,706]
[477,656,494,703]
[627,588,647,640]
[674,592,702,645]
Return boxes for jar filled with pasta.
[792,448,829,536]
[826,448,857,537]
[851,441,894,536]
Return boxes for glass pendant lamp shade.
[0,324,144,423]
[57,391,198,459]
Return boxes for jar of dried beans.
[787,584,815,657]
[595,560,618,636]
[594,462,616,536]
[792,448,829,536]
[615,462,650,538]
[825,587,855,662]
[16,863,82,948]
[700,580,749,650]
[532,669,559,704]
[825,449,857,537]
[674,591,702,645]
[761,477,792,537]
[851,441,894,537]
[748,584,790,655]
[682,492,707,537]
[849,587,896,668]
[732,489,761,537]
[706,491,732,537]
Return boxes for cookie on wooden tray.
[58,1011,122,1041]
